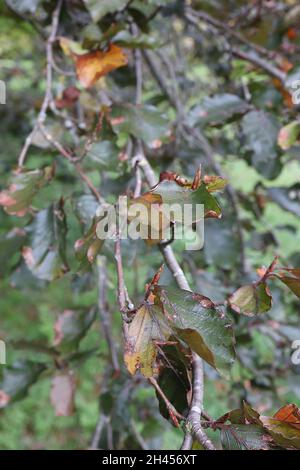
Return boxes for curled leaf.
[229,283,272,316]
[274,268,300,299]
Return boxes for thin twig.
[130,419,148,450]
[185,7,275,60]
[96,256,120,374]
[132,22,215,450]
[115,237,134,339]
[18,0,63,167]
[133,162,142,198]
[90,414,105,449]
[185,9,286,85]
[181,355,215,450]
[231,47,286,83]
[142,49,178,109]
[38,123,102,202]
[137,144,214,449]
[149,376,184,427]
[74,164,102,202]
[38,123,75,162]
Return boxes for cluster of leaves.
[0,0,300,450]
[216,402,300,450]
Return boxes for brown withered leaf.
[273,404,300,430]
[273,268,300,299]
[75,45,128,88]
[243,401,300,449]
[50,372,76,417]
[55,86,80,109]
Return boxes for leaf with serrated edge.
[153,286,235,376]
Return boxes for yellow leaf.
[124,304,170,378]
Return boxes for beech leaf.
[124,304,171,378]
[0,360,45,408]
[77,45,127,88]
[229,283,272,316]
[22,200,69,281]
[0,166,54,216]
[275,268,300,299]
[54,308,96,353]
[153,286,235,376]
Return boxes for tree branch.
[185,8,287,85]
[138,145,215,449]
[143,46,247,274]
[96,256,120,374]
[231,47,286,83]
[181,355,215,450]
[18,0,63,167]
[185,7,275,60]
[132,21,216,450]
[115,237,135,340]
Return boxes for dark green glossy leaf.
[74,194,99,227]
[113,30,158,49]
[83,0,129,22]
[22,200,69,281]
[54,308,96,353]
[204,217,241,269]
[0,360,46,408]
[5,0,41,14]
[242,110,282,179]
[154,286,235,377]
[110,104,169,145]
[152,180,222,219]
[0,228,26,276]
[189,93,249,127]
[156,343,191,423]
[84,140,120,170]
